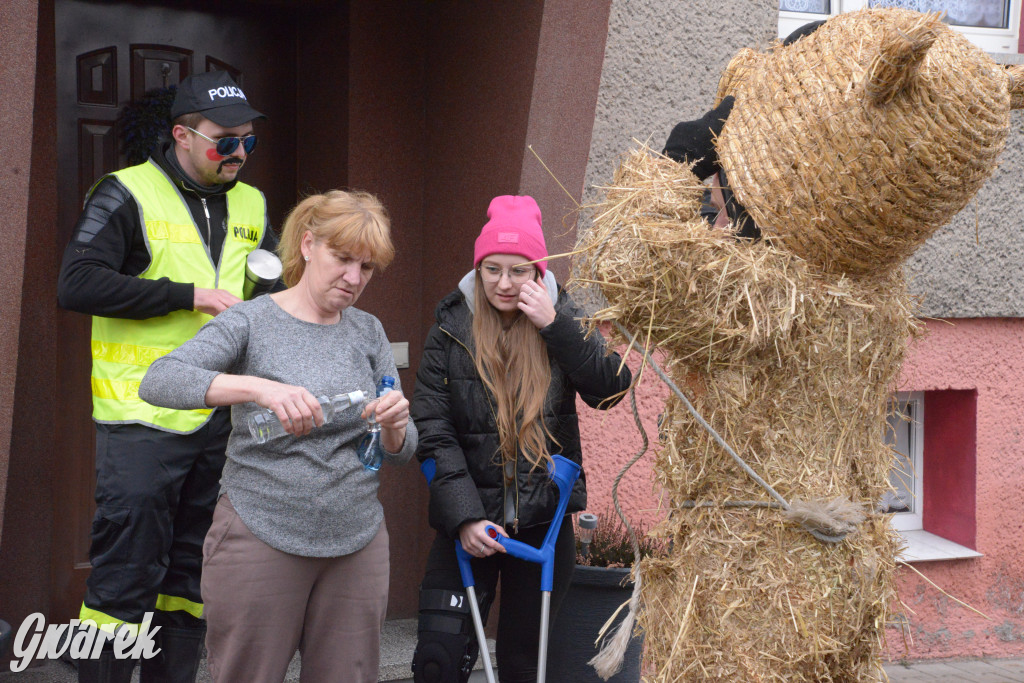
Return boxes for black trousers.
[418,520,575,683]
[83,409,230,626]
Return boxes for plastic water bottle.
[357,376,396,471]
[247,390,366,445]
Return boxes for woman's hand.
[361,388,410,453]
[205,375,323,437]
[518,277,556,329]
[458,519,508,558]
[252,379,324,437]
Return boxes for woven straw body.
[639,270,913,681]
[716,8,1012,276]
[577,150,916,680]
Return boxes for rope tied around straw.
[680,497,867,542]
[615,321,866,544]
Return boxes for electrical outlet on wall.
[391,342,409,369]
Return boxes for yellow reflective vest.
[90,160,266,433]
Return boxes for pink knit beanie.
[473,195,548,276]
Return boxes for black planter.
[547,565,643,682]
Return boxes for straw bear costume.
[577,9,1024,681]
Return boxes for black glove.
[663,95,735,180]
[783,20,825,46]
[717,168,761,241]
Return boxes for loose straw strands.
[571,145,918,681]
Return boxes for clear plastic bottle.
[247,390,366,445]
[356,376,396,471]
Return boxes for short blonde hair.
[277,190,394,287]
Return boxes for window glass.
[881,399,916,514]
[867,0,1010,29]
[880,393,924,532]
[779,0,1021,53]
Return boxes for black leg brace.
[412,588,478,683]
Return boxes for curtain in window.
[868,0,1009,28]
[779,0,831,12]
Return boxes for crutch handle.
[482,455,581,591]
[486,527,545,564]
[422,455,581,591]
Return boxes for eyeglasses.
[478,264,536,284]
[186,127,258,156]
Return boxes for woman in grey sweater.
[140,190,416,683]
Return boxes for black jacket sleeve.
[57,177,194,319]
[539,293,632,409]
[411,323,488,537]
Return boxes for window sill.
[896,529,983,563]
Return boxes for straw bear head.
[714,8,1024,276]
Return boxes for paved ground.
[883,657,1024,682]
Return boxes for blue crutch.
[420,454,580,683]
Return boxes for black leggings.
[417,520,575,682]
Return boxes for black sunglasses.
[187,127,258,156]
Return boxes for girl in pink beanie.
[410,195,632,682]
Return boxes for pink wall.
[578,317,1024,661]
[892,317,1024,659]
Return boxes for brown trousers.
[202,495,389,683]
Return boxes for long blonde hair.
[278,190,394,287]
[471,270,558,470]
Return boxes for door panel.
[129,46,192,100]
[54,0,296,622]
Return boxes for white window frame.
[779,0,1023,54]
[882,390,982,562]
[884,391,924,532]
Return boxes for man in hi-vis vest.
[58,71,277,683]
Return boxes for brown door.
[53,0,297,622]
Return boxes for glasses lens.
[213,136,257,156]
[214,137,241,156]
[510,267,535,283]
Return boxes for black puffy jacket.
[411,277,632,538]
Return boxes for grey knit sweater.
[139,294,417,557]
